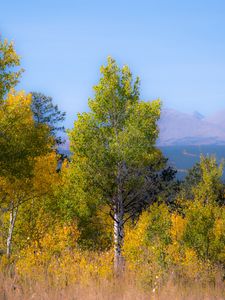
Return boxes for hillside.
[158,108,225,145]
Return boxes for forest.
[0,36,224,300]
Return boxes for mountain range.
[61,108,225,149]
[158,108,225,146]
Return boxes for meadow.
[0,37,224,300]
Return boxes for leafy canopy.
[69,57,162,215]
[0,38,23,100]
[0,91,53,178]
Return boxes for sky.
[1,0,225,128]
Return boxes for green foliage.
[146,203,172,246]
[179,155,225,206]
[183,201,225,263]
[180,162,202,199]
[0,38,24,100]
[55,167,113,250]
[68,56,163,221]
[193,156,224,204]
[124,203,172,270]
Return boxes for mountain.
[192,111,205,120]
[205,110,225,130]
[158,109,225,146]
[60,108,225,149]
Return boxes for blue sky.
[1,0,225,127]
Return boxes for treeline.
[0,36,224,295]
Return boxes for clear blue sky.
[1,0,225,127]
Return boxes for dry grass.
[0,272,224,300]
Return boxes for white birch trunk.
[114,211,124,273]
[113,182,125,274]
[6,205,18,259]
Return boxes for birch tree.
[0,91,52,178]
[0,152,61,258]
[0,92,53,258]
[0,38,23,101]
[69,57,164,272]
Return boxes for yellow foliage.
[213,218,224,238]
[182,248,201,278]
[166,241,181,265]
[15,223,113,287]
[170,214,186,241]
[33,152,61,193]
[124,207,169,286]
[0,151,60,218]
[0,91,53,179]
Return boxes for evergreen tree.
[31,92,66,145]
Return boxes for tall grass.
[0,271,224,300]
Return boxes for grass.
[0,272,224,300]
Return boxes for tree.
[0,91,52,178]
[0,38,23,100]
[183,200,225,263]
[0,152,61,258]
[125,160,179,220]
[180,162,202,200]
[193,155,224,205]
[0,91,53,258]
[180,156,225,206]
[0,152,62,257]
[69,57,166,272]
[31,92,66,145]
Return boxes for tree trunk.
[113,190,125,274]
[114,212,124,273]
[6,205,18,259]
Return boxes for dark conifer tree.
[31,92,66,146]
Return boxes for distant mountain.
[60,108,225,150]
[158,109,225,146]
[192,111,205,120]
[205,110,225,130]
